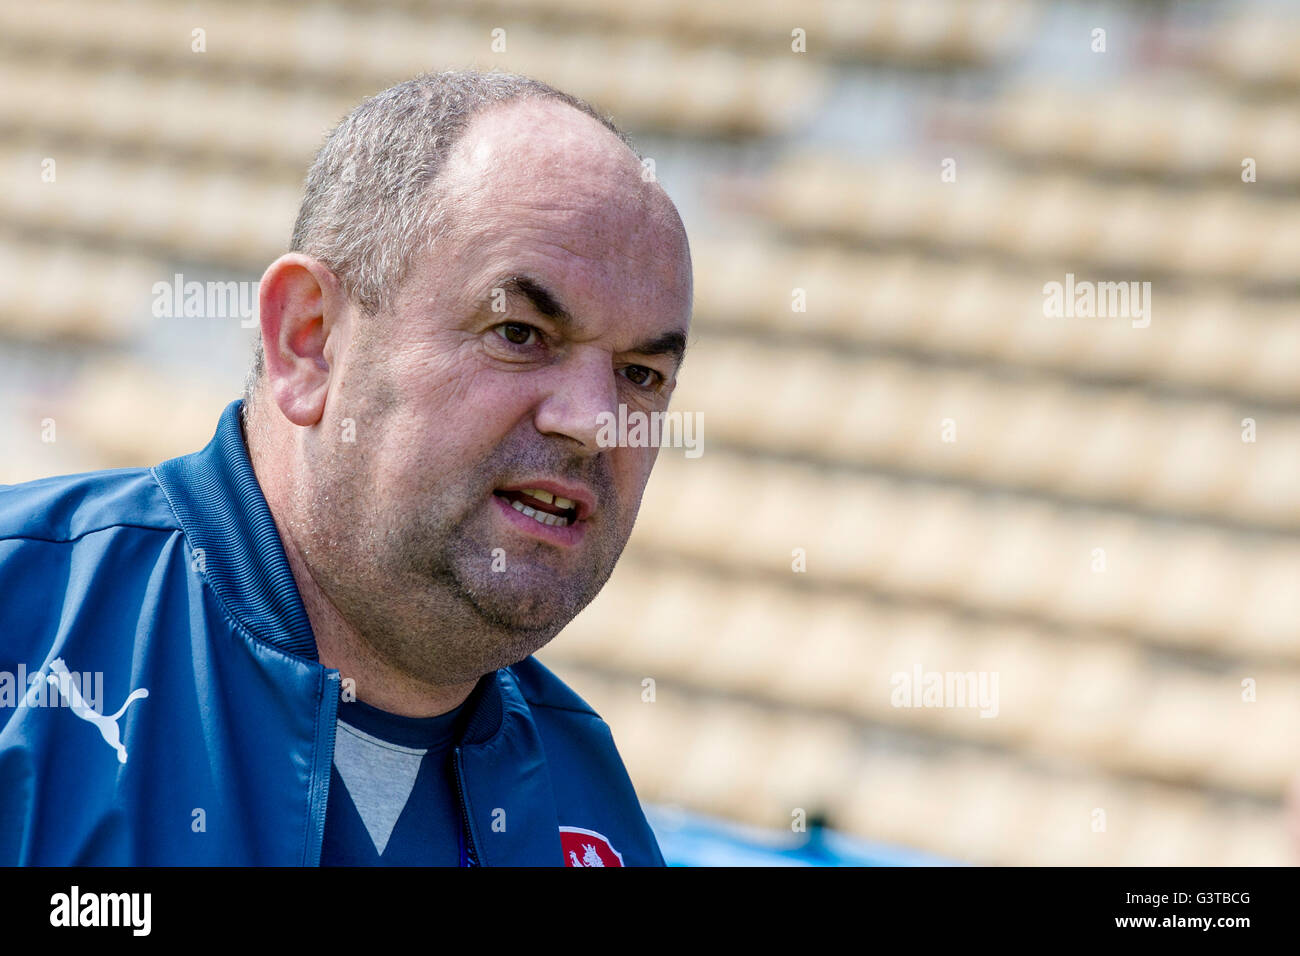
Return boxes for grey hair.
[242,69,637,414]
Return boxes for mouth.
[490,481,595,547]
[491,488,580,528]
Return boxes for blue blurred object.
[644,804,961,867]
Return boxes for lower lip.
[492,494,587,547]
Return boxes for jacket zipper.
[307,671,340,866]
[453,746,479,867]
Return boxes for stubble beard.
[298,435,631,687]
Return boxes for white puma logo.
[46,659,149,764]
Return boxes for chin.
[480,590,581,633]
[463,537,607,603]
[452,567,587,633]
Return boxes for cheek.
[612,446,658,514]
[376,367,541,494]
[403,350,536,437]
[451,371,545,463]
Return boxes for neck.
[245,402,477,718]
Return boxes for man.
[0,70,692,866]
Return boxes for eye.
[494,322,541,346]
[620,365,665,391]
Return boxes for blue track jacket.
[0,399,664,866]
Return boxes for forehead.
[430,99,692,333]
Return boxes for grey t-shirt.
[320,696,466,865]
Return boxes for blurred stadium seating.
[2,0,1297,865]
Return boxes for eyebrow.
[630,329,688,367]
[496,274,688,367]
[502,275,572,324]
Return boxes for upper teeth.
[519,489,576,511]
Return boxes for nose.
[532,346,620,454]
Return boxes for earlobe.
[258,254,344,428]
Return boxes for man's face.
[299,99,692,685]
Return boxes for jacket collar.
[152,399,319,660]
[457,668,563,865]
[151,399,514,746]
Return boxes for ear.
[258,253,350,427]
